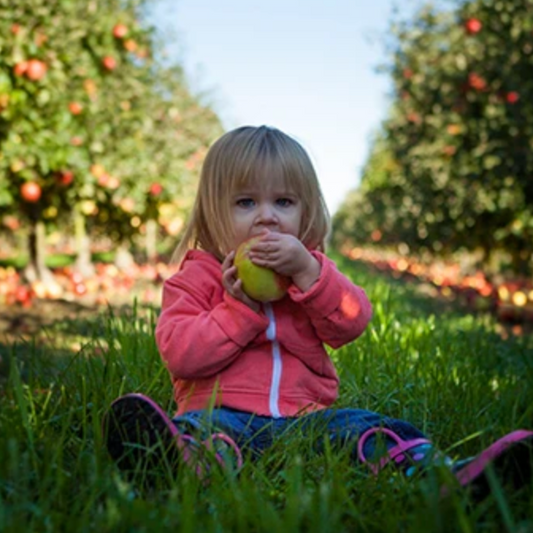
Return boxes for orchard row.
[333,0,533,276]
[342,245,533,328]
[0,260,172,309]
[1,0,222,281]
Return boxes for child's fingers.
[250,254,278,267]
[221,250,235,271]
[233,279,250,300]
[232,278,244,294]
[222,266,237,293]
[229,281,244,301]
[250,242,280,257]
[251,231,281,247]
[224,265,237,280]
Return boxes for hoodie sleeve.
[155,258,269,380]
[287,251,372,349]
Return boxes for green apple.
[234,236,290,302]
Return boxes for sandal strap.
[205,432,244,470]
[358,427,432,475]
[178,432,243,480]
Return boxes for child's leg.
[302,408,533,498]
[171,409,252,477]
[173,407,282,460]
[299,407,436,475]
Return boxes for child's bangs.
[231,144,303,194]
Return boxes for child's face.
[230,186,303,249]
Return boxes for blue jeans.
[173,407,428,463]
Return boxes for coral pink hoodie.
[156,249,372,417]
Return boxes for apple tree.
[334,0,533,275]
[0,0,221,281]
[83,62,222,266]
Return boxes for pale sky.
[151,1,425,214]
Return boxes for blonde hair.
[171,125,330,266]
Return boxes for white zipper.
[263,303,282,418]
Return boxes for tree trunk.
[74,205,95,277]
[511,248,531,277]
[24,219,54,283]
[114,241,135,270]
[145,218,157,262]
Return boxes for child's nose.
[256,203,278,223]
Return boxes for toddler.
[103,125,532,497]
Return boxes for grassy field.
[0,255,532,532]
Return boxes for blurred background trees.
[2,0,532,300]
[0,0,222,282]
[333,0,533,277]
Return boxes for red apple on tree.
[34,32,47,47]
[21,181,42,202]
[68,101,83,115]
[506,91,519,104]
[56,170,74,186]
[14,61,28,77]
[25,59,47,81]
[149,183,163,196]
[97,173,110,187]
[468,72,486,91]
[102,56,117,71]
[120,197,135,212]
[90,163,106,177]
[106,176,120,189]
[83,78,97,99]
[407,112,421,124]
[465,18,482,35]
[443,145,457,156]
[123,39,137,52]
[113,24,128,38]
[447,124,462,136]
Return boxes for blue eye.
[277,198,294,207]
[236,198,255,207]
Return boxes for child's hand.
[221,251,261,312]
[248,230,321,292]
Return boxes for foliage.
[0,0,222,244]
[333,0,533,275]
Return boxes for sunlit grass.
[0,250,117,270]
[0,258,532,532]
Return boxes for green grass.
[0,251,116,270]
[1,256,532,532]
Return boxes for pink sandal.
[357,427,440,476]
[357,427,533,498]
[444,430,533,498]
[102,393,243,482]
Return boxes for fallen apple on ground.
[234,236,290,302]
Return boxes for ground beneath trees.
[0,260,529,342]
[0,259,170,341]
[0,281,162,342]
